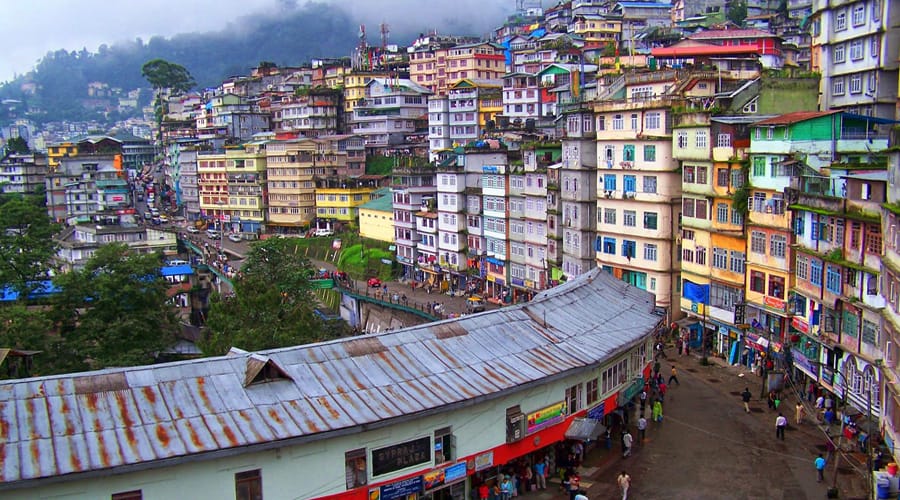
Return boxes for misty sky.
[1,0,511,83]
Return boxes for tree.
[50,244,178,372]
[0,305,55,378]
[5,137,30,154]
[727,0,748,26]
[201,238,349,354]
[0,194,60,296]
[141,59,196,139]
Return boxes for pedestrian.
[637,414,647,442]
[676,337,683,356]
[658,381,667,402]
[572,441,584,466]
[776,412,787,440]
[741,387,752,413]
[824,407,836,433]
[655,341,667,359]
[499,475,514,500]
[807,382,817,403]
[604,428,612,449]
[795,401,805,425]
[477,482,490,500]
[617,470,631,500]
[534,459,547,490]
[622,429,633,458]
[652,399,663,423]
[653,360,661,376]
[815,453,827,482]
[639,388,648,410]
[567,472,581,500]
[668,365,679,385]
[815,394,825,410]
[767,390,777,410]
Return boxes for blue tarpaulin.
[683,280,710,304]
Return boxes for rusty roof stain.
[0,268,660,487]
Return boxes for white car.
[186,226,200,234]
[227,233,243,243]
[314,228,334,237]
[206,229,220,239]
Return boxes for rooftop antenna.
[380,22,390,71]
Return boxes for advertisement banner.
[526,401,566,434]
[378,476,424,500]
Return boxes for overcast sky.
[1,0,511,83]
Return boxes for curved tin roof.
[0,268,660,487]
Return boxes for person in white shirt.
[622,430,634,457]
[775,413,788,440]
[617,471,631,500]
[637,415,648,442]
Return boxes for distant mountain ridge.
[0,1,502,126]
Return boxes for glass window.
[796,255,809,280]
[716,203,728,223]
[623,210,636,227]
[645,112,660,129]
[643,175,657,193]
[751,231,766,254]
[810,259,823,286]
[852,4,865,25]
[826,265,842,294]
[750,271,765,293]
[644,145,656,162]
[603,174,616,191]
[770,234,786,258]
[768,275,785,299]
[833,44,846,63]
[644,243,658,261]
[730,251,745,274]
[713,247,728,269]
[643,212,658,230]
[604,208,616,224]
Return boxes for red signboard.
[764,296,786,311]
[791,316,809,334]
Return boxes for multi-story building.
[558,105,598,280]
[745,111,888,400]
[270,88,343,137]
[408,39,505,96]
[45,154,130,224]
[46,141,78,171]
[427,95,451,158]
[358,189,394,243]
[198,143,268,237]
[594,79,681,317]
[343,70,394,113]
[315,134,367,177]
[810,0,900,119]
[881,129,900,462]
[0,151,48,194]
[350,79,431,150]
[391,159,437,282]
[569,14,622,46]
[502,73,542,125]
[265,138,319,235]
[55,224,178,272]
[509,144,557,299]
[427,79,503,158]
[606,1,674,52]
[116,133,156,172]
[314,176,385,232]
[196,93,271,146]
[165,140,201,221]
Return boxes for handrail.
[334,281,443,322]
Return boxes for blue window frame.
[603,237,616,254]
[622,240,636,258]
[810,259,823,287]
[794,215,805,236]
[624,175,636,193]
[603,174,617,191]
[826,265,842,294]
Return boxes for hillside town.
[1,0,900,499]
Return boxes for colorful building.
[358,188,394,243]
[314,176,385,230]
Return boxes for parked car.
[367,277,382,288]
[143,212,152,220]
[158,214,169,223]
[166,259,189,266]
[314,228,334,237]
[186,226,200,234]
[466,296,486,313]
[227,233,243,243]
[206,229,220,239]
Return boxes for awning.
[675,317,698,328]
[564,418,606,441]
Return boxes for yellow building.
[199,142,268,235]
[47,142,78,171]
[314,176,386,228]
[343,70,392,113]
[571,14,621,45]
[409,42,506,96]
[357,188,394,243]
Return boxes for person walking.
[776,413,787,440]
[795,401,805,425]
[652,399,663,423]
[815,453,827,482]
[741,387,752,413]
[637,414,647,442]
[622,429,634,458]
[499,475,514,500]
[534,459,547,490]
[668,365,679,385]
[617,470,631,500]
[807,382,817,403]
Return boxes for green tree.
[50,244,178,372]
[0,194,59,296]
[202,239,346,354]
[141,59,196,139]
[0,305,55,378]
[5,137,30,154]
[727,0,748,26]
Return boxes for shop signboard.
[378,476,424,500]
[474,451,494,471]
[791,317,809,333]
[764,296,786,311]
[586,402,605,420]
[526,401,566,434]
[511,278,525,287]
[791,349,818,379]
[371,437,431,476]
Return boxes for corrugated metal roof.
[0,268,659,487]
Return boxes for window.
[683,166,695,183]
[750,271,765,293]
[644,145,656,162]
[835,10,846,31]
[695,131,708,149]
[751,231,766,254]
[832,77,845,96]
[730,251,745,274]
[612,114,624,130]
[731,169,744,188]
[717,168,729,187]
[867,273,878,295]
[434,427,456,464]
[849,74,862,94]
[645,112,660,129]
[852,4,865,25]
[631,113,638,130]
[826,265,842,294]
[623,145,635,162]
[237,469,264,500]
[713,247,728,269]
[624,210,636,227]
[622,240,636,258]
[604,208,616,224]
[796,255,809,280]
[682,198,695,218]
[644,243,658,261]
[586,378,599,405]
[752,157,766,176]
[794,216,806,236]
[643,212,658,230]
[624,175,636,192]
[810,259,823,286]
[833,44,846,63]
[643,175,657,193]
[603,237,616,254]
[862,320,878,345]
[717,134,731,148]
[676,131,688,149]
[603,174,616,191]
[716,203,728,223]
[696,166,708,184]
[731,209,743,226]
[850,39,864,60]
[842,310,858,337]
[770,234,786,258]
[768,275,785,299]
[695,246,707,265]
